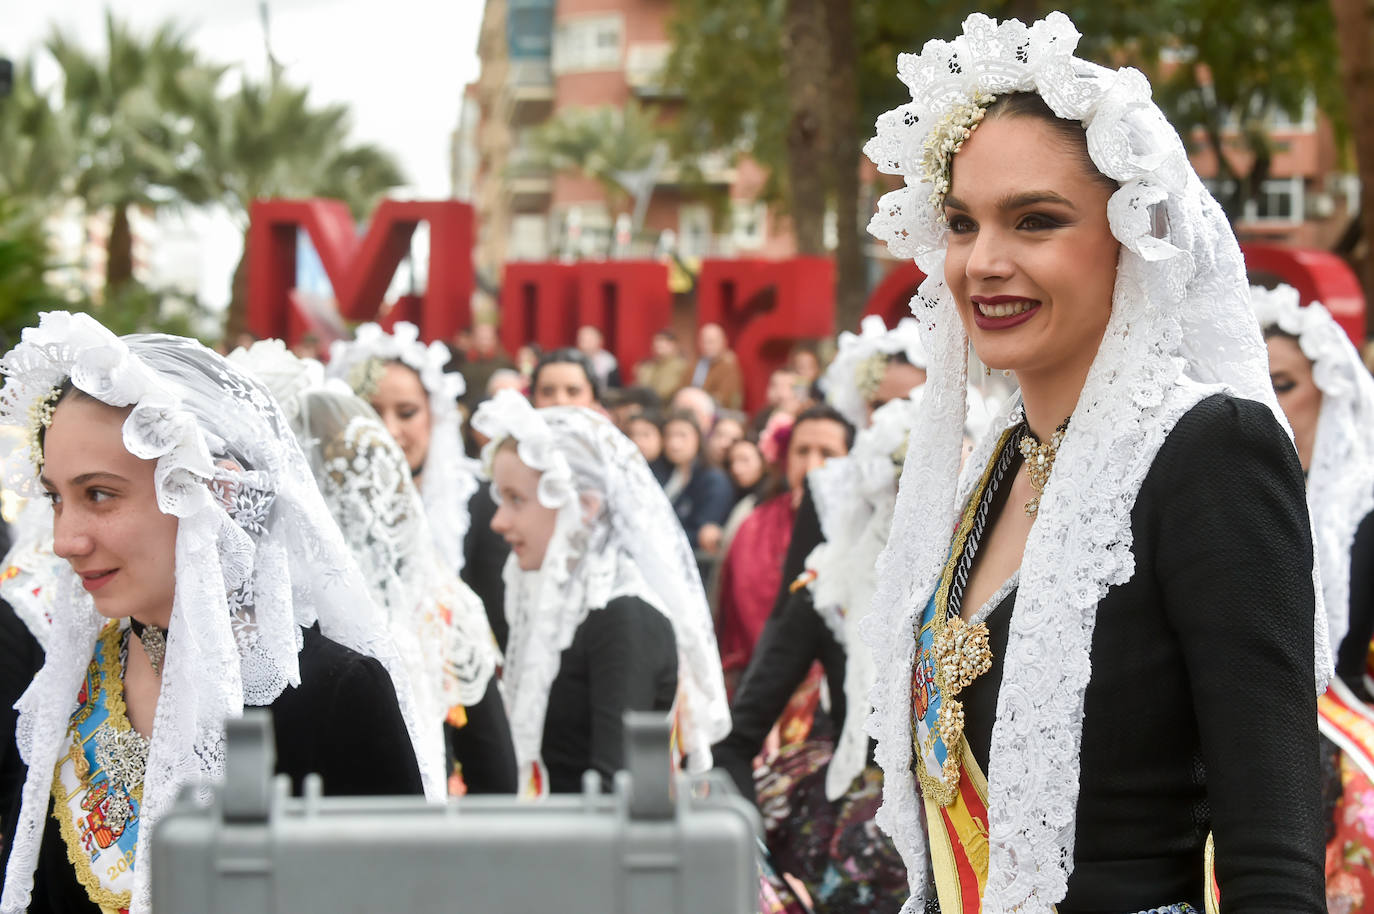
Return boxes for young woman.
[660,410,734,552]
[0,313,435,914]
[625,409,666,468]
[328,321,480,578]
[470,390,729,796]
[529,347,601,409]
[863,12,1326,911]
[1252,285,1374,910]
[715,405,853,692]
[231,341,515,794]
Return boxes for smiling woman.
[863,12,1327,913]
[0,313,437,914]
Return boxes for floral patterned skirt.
[1327,744,1374,913]
[756,740,908,913]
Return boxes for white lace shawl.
[1253,285,1374,653]
[471,390,731,797]
[0,313,442,914]
[805,394,914,800]
[327,321,480,576]
[230,341,499,730]
[0,499,63,652]
[861,13,1330,911]
[821,314,928,428]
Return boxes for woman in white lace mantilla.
[230,340,515,794]
[863,12,1327,913]
[0,313,439,914]
[470,389,730,797]
[328,321,481,581]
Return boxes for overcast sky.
[3,1,485,309]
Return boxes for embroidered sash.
[50,622,142,914]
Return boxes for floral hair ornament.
[821,315,927,429]
[26,385,64,474]
[922,88,996,213]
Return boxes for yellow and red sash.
[1318,679,1374,786]
[51,621,141,914]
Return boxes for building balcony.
[507,148,553,210]
[508,59,554,123]
[655,151,736,187]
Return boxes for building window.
[509,215,549,261]
[552,15,624,74]
[1249,177,1304,224]
[678,204,712,259]
[731,201,768,251]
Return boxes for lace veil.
[1253,285,1374,653]
[471,390,731,797]
[230,341,499,736]
[327,321,480,576]
[861,13,1328,910]
[820,314,928,428]
[0,313,441,914]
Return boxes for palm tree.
[192,76,405,338]
[0,57,76,205]
[47,12,223,295]
[532,101,663,214]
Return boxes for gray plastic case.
[151,711,761,913]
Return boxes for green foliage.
[666,0,1341,226]
[530,101,663,210]
[0,60,75,204]
[0,200,69,343]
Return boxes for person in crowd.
[659,411,735,553]
[626,410,667,471]
[443,326,471,375]
[684,323,744,411]
[575,325,621,390]
[486,367,525,398]
[328,322,494,641]
[461,323,515,409]
[700,438,772,563]
[471,390,730,795]
[231,341,515,795]
[605,385,662,433]
[716,405,853,693]
[715,396,930,913]
[0,313,433,914]
[514,343,541,389]
[1253,285,1374,909]
[705,409,748,469]
[530,348,601,409]
[670,386,717,440]
[635,329,688,404]
[788,342,823,393]
[863,13,1325,910]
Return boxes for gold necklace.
[1016,417,1069,516]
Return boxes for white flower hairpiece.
[329,321,465,408]
[922,89,996,213]
[472,389,577,511]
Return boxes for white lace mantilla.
[0,314,441,914]
[328,321,481,576]
[860,13,1329,912]
[821,315,928,429]
[1253,285,1374,653]
[472,390,731,797]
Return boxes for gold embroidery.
[50,621,140,913]
[912,427,1014,807]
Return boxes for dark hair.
[791,403,857,452]
[1262,325,1301,345]
[36,380,97,460]
[653,328,677,342]
[627,409,665,432]
[531,347,602,403]
[984,92,1119,196]
[606,385,663,413]
[663,408,705,467]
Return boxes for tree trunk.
[224,227,250,343]
[782,0,829,255]
[105,202,134,294]
[1331,0,1374,307]
[823,0,865,332]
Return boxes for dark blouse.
[713,585,848,803]
[962,395,1325,911]
[1,623,425,913]
[1336,505,1374,696]
[462,481,511,652]
[446,677,518,794]
[541,596,678,794]
[666,464,734,549]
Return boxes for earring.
[1002,369,1012,378]
[984,365,992,377]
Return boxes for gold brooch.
[1017,418,1069,516]
[932,616,993,695]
